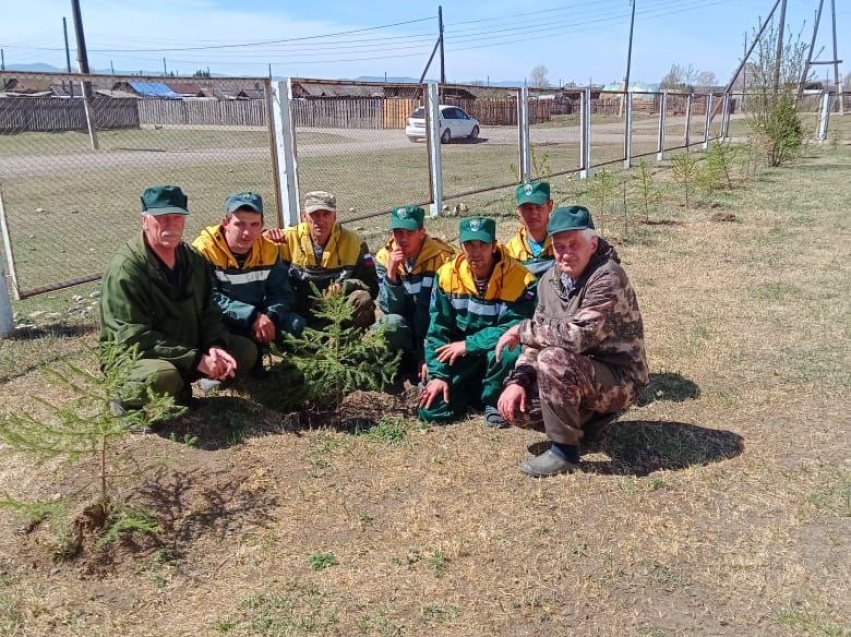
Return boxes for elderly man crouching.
[496,206,649,477]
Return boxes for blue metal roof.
[128,82,182,99]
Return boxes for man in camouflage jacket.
[496,206,649,477]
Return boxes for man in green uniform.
[100,185,257,416]
[375,205,455,382]
[418,217,537,426]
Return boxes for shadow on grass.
[637,371,700,406]
[155,393,299,451]
[553,419,742,476]
[8,321,95,341]
[137,467,278,554]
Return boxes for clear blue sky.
[0,0,847,85]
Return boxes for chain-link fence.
[1,70,846,302]
[0,71,277,298]
[288,78,431,225]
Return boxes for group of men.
[100,180,648,477]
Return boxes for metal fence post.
[684,93,694,148]
[0,258,14,338]
[720,93,731,142]
[427,83,443,217]
[0,186,16,337]
[624,91,633,168]
[657,91,667,161]
[272,79,300,227]
[702,93,714,149]
[817,92,832,143]
[580,88,591,179]
[519,86,531,181]
[79,77,99,151]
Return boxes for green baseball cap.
[516,181,550,206]
[390,205,425,231]
[547,206,595,237]
[141,185,188,216]
[226,192,263,216]
[459,217,496,244]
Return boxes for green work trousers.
[418,346,520,423]
[118,335,257,408]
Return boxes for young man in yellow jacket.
[266,191,379,328]
[418,217,537,426]
[192,192,305,354]
[504,181,555,278]
[375,205,455,382]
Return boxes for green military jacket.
[99,232,230,375]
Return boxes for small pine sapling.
[281,285,400,420]
[0,341,183,554]
[671,152,699,210]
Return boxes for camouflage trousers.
[510,348,637,446]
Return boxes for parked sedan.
[405,105,481,143]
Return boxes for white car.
[405,105,480,143]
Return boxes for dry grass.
[1,142,850,637]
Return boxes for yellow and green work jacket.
[504,226,555,278]
[192,225,305,336]
[425,245,537,381]
[280,223,379,318]
[375,235,455,347]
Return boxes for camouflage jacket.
[509,238,649,389]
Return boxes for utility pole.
[0,49,4,71]
[799,0,825,100]
[742,33,748,109]
[623,0,636,168]
[71,0,90,74]
[830,0,843,115]
[62,17,72,72]
[723,0,782,96]
[773,0,788,93]
[110,60,114,74]
[162,57,167,76]
[63,17,74,97]
[439,6,445,84]
[70,0,98,149]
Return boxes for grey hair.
[582,228,598,242]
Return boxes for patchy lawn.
[0,142,849,637]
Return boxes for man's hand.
[197,347,238,381]
[263,228,285,244]
[252,313,277,344]
[419,362,428,385]
[385,248,405,284]
[323,282,343,298]
[497,384,527,423]
[418,378,450,410]
[495,324,522,362]
[435,341,467,365]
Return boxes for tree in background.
[530,65,550,88]
[660,63,698,92]
[695,71,718,90]
[745,19,808,166]
[193,69,211,78]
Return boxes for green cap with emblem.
[225,191,263,216]
[141,185,189,216]
[516,181,550,206]
[390,205,425,231]
[547,206,595,237]
[459,217,496,244]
